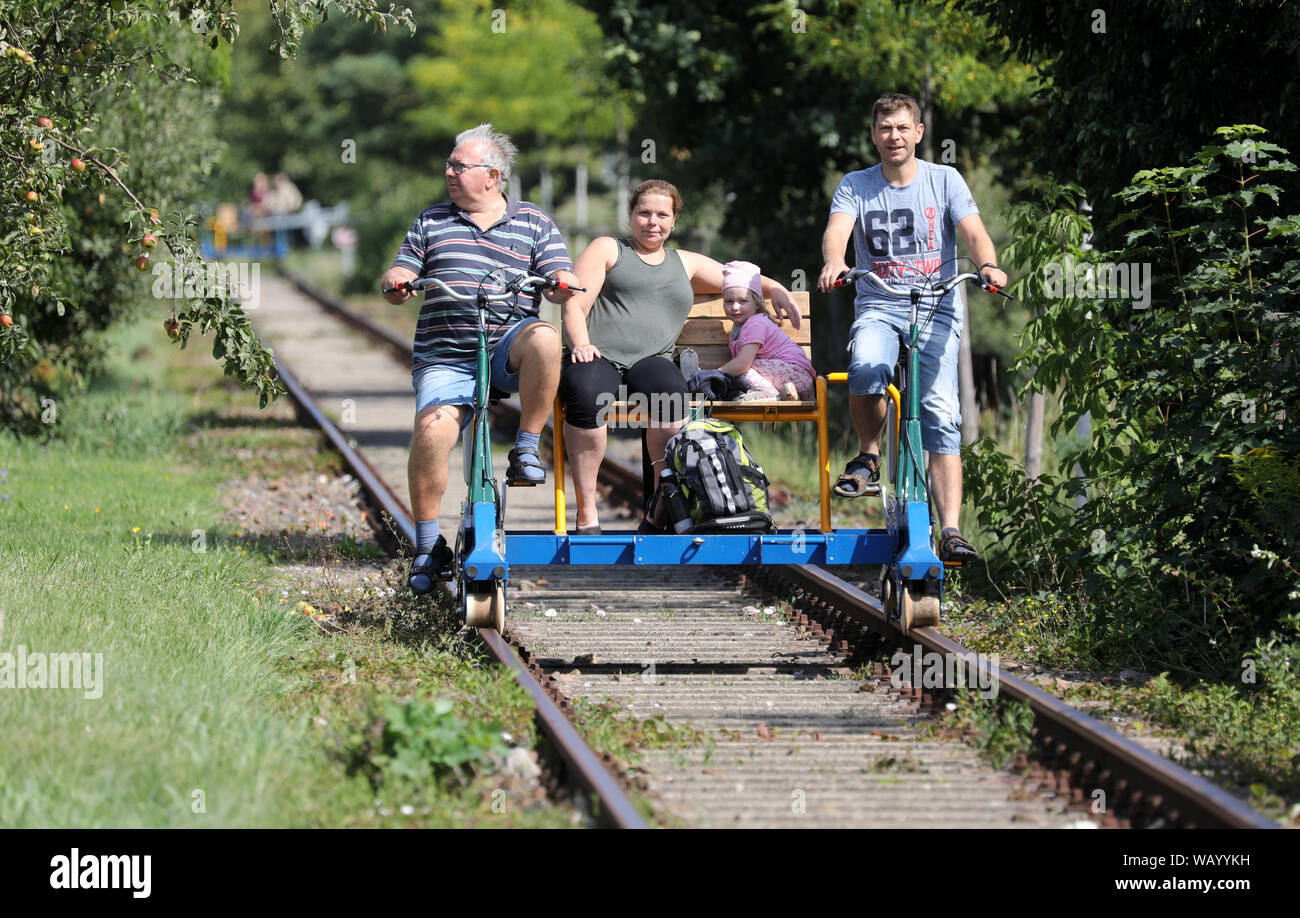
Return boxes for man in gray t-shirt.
[817,92,1008,564]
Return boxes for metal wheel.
[897,578,914,632]
[492,580,506,633]
[464,583,493,628]
[463,581,507,632]
[900,582,940,631]
[880,571,897,619]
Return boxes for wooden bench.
[551,290,837,532]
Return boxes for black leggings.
[559,354,688,429]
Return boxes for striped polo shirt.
[392,196,573,368]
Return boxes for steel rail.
[279,262,1277,830]
[782,565,1277,829]
[273,353,648,829]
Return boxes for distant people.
[244,172,270,222]
[214,203,240,235]
[266,172,303,216]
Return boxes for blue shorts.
[412,317,542,417]
[847,308,962,455]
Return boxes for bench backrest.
[673,291,812,370]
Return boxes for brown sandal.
[833,452,881,498]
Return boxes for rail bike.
[398,263,1008,633]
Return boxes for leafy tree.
[583,0,1036,375]
[959,0,1300,239]
[405,0,619,149]
[586,1,1033,259]
[967,126,1300,676]
[0,0,413,434]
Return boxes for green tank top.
[581,238,695,369]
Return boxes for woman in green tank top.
[559,180,800,533]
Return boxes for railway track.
[262,262,1277,830]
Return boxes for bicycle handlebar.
[386,271,585,301]
[835,267,1013,300]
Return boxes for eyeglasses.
[445,160,494,175]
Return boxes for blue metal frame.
[505,528,895,567]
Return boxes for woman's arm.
[758,277,800,330]
[716,342,760,377]
[563,236,619,360]
[678,251,801,329]
[677,250,724,293]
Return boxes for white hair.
[455,123,518,184]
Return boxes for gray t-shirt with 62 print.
[830,158,979,327]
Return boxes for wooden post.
[1073,200,1094,506]
[615,108,629,232]
[958,285,979,445]
[575,130,589,231]
[1025,383,1044,479]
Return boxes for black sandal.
[939,528,979,563]
[409,537,455,594]
[505,446,545,486]
[833,452,881,498]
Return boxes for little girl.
[715,260,816,401]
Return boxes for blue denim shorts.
[846,308,962,455]
[412,317,541,417]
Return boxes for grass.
[0,321,323,826]
[0,312,580,827]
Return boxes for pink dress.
[729,314,816,399]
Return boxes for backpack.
[664,417,776,533]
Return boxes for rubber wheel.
[901,583,940,630]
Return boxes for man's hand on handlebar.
[979,263,1009,294]
[381,267,418,305]
[818,259,849,293]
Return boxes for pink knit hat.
[722,260,764,300]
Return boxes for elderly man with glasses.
[381,123,580,594]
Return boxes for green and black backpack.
[665,417,776,534]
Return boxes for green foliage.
[944,691,1035,770]
[964,127,1300,678]
[962,438,1077,596]
[1136,627,1300,801]
[584,0,1036,380]
[961,0,1300,241]
[0,0,413,435]
[406,0,621,145]
[367,696,509,786]
[586,0,1034,261]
